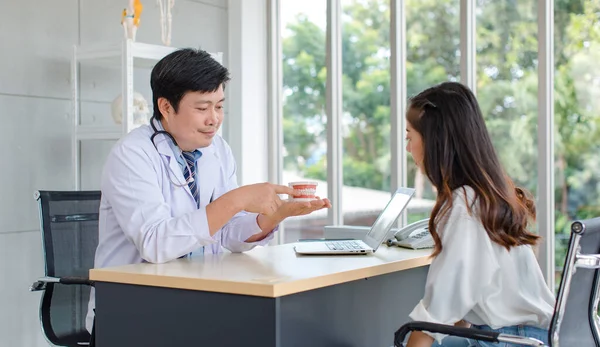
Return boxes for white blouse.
[409,186,556,343]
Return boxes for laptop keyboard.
[325,240,364,251]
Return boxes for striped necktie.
[179,150,205,258]
[182,151,200,208]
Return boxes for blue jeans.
[431,325,549,347]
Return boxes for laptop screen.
[362,187,415,251]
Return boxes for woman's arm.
[454,320,471,328]
[405,321,470,347]
[406,331,434,347]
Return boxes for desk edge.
[90,255,431,297]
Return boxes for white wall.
[0,0,229,345]
[227,0,270,186]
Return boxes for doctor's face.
[159,85,225,151]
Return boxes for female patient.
[404,82,555,347]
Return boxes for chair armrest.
[394,322,499,346]
[29,276,94,291]
[394,322,546,347]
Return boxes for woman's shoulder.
[450,185,478,216]
[435,186,490,242]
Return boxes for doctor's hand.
[254,197,332,237]
[272,197,332,219]
[232,183,298,216]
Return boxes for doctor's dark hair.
[406,82,538,257]
[150,48,230,120]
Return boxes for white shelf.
[76,41,178,62]
[75,41,223,68]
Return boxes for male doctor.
[86,48,331,332]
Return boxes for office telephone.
[386,218,434,250]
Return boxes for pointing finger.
[272,184,297,196]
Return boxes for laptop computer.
[293,187,415,255]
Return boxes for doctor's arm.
[250,198,331,241]
[207,183,295,236]
[216,190,331,248]
[211,150,294,251]
[212,178,283,252]
[211,142,329,252]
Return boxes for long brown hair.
[407,82,538,257]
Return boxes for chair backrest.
[35,190,101,346]
[550,216,600,346]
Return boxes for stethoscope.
[150,115,195,188]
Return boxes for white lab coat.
[85,121,274,332]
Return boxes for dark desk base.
[95,266,428,347]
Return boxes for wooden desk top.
[89,243,432,297]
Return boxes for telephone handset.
[386,218,434,249]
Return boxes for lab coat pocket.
[169,184,196,217]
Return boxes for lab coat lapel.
[196,145,218,207]
[154,136,195,201]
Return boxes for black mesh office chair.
[29,190,101,347]
[394,216,600,346]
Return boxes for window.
[553,0,600,288]
[476,0,539,222]
[339,0,391,227]
[406,0,460,223]
[280,0,327,242]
